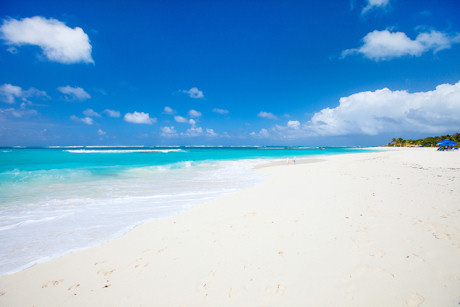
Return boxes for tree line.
[386,132,460,147]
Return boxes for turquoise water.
[0,146,367,275]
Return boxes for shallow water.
[0,146,366,275]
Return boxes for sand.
[0,147,459,306]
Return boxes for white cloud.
[287,120,300,129]
[362,0,389,14]
[342,29,460,61]
[103,109,121,118]
[0,83,48,104]
[258,111,278,120]
[189,118,196,125]
[250,128,270,138]
[0,107,38,118]
[163,106,175,114]
[174,115,188,123]
[83,108,100,117]
[0,84,21,104]
[81,117,93,125]
[184,126,203,137]
[205,128,217,137]
[181,87,204,99]
[0,16,93,64]
[97,129,106,136]
[71,115,93,125]
[188,109,202,118]
[160,126,178,137]
[305,80,460,136]
[124,111,156,124]
[58,85,90,101]
[213,108,229,114]
[178,126,217,137]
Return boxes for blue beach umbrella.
[436,139,457,146]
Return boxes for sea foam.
[0,158,263,276]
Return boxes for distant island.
[386,133,459,147]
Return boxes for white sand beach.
[0,147,459,306]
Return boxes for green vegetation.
[386,133,460,147]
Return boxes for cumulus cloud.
[0,16,93,64]
[205,128,217,137]
[71,115,93,125]
[174,115,188,123]
[181,87,204,99]
[103,109,121,118]
[250,128,270,138]
[97,129,106,136]
[0,83,48,104]
[362,0,389,14]
[163,106,175,115]
[213,108,229,114]
[179,126,217,137]
[124,111,156,124]
[287,120,300,129]
[189,118,196,125]
[305,80,460,136]
[188,109,202,118]
[258,111,278,120]
[83,108,100,117]
[0,84,21,104]
[184,126,203,137]
[58,85,91,101]
[160,126,178,137]
[342,29,460,61]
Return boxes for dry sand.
[0,147,459,306]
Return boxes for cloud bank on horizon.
[252,80,460,139]
[299,80,460,137]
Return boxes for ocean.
[0,146,366,275]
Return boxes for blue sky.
[0,0,459,146]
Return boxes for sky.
[0,0,459,146]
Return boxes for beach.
[0,147,459,306]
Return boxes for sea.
[0,146,367,275]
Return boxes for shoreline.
[1,147,459,305]
[0,149,366,277]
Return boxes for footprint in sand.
[94,260,108,266]
[0,290,6,296]
[357,226,370,233]
[265,284,286,295]
[276,284,286,295]
[406,292,425,306]
[97,269,115,276]
[244,212,257,218]
[134,258,149,268]
[68,284,80,291]
[278,251,286,257]
[228,287,237,298]
[432,232,451,240]
[42,280,64,288]
[369,249,386,258]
